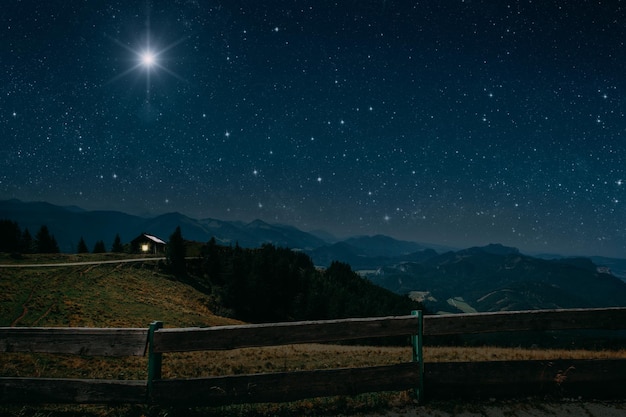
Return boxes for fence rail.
[423,307,626,336]
[0,313,424,405]
[0,327,148,356]
[1,307,626,404]
[151,362,420,406]
[153,315,421,352]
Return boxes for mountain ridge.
[0,199,446,258]
[3,199,626,314]
[364,246,626,313]
[2,198,626,281]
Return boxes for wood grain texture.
[0,327,148,356]
[153,315,419,353]
[423,307,626,336]
[0,378,146,404]
[151,362,420,405]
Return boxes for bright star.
[107,32,186,96]
[141,51,156,67]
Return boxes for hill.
[0,255,239,328]
[1,245,421,327]
[364,244,626,314]
[184,242,421,323]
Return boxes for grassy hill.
[0,254,240,328]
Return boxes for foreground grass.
[4,344,626,380]
[2,345,625,417]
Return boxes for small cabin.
[131,233,166,255]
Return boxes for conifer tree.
[77,237,89,253]
[20,228,34,253]
[92,240,106,253]
[35,225,59,253]
[167,226,186,275]
[0,219,21,252]
[111,233,124,253]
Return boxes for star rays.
[106,33,186,98]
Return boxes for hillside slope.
[365,245,626,313]
[0,258,240,328]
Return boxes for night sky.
[1,1,625,257]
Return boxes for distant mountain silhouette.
[0,199,329,253]
[343,235,425,257]
[0,199,450,261]
[4,199,626,313]
[308,241,438,270]
[365,244,626,312]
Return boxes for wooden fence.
[423,307,626,399]
[1,307,626,404]
[0,312,424,405]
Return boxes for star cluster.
[1,1,625,257]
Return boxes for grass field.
[0,256,239,328]
[1,255,625,417]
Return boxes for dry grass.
[0,261,240,328]
[423,345,626,362]
[3,344,625,381]
[158,344,625,379]
[2,345,625,417]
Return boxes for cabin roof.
[142,233,166,245]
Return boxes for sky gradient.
[1,1,625,257]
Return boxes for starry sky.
[1,1,625,257]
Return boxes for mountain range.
[3,199,626,314]
[0,199,448,263]
[364,244,626,313]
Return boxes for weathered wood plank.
[0,328,148,356]
[151,362,420,405]
[423,307,626,336]
[153,315,419,353]
[425,359,626,399]
[0,378,146,404]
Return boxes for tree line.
[0,220,422,325]
[0,219,60,254]
[76,234,125,254]
[0,219,127,254]
[183,237,422,324]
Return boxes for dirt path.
[10,287,35,326]
[0,257,165,268]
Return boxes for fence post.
[411,310,424,403]
[147,321,163,402]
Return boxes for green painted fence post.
[411,310,424,403]
[147,321,163,402]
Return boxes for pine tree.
[111,233,124,253]
[35,225,59,253]
[166,226,186,275]
[20,228,34,253]
[92,240,106,253]
[77,237,89,253]
[0,219,21,252]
